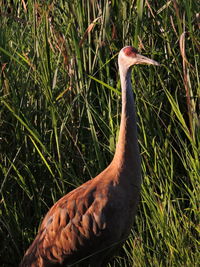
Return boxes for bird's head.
[118,46,160,70]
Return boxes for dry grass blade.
[179,32,190,65]
[146,0,155,18]
[79,16,101,47]
[21,0,27,13]
[179,31,193,138]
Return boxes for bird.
[20,46,159,267]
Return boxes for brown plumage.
[20,46,159,267]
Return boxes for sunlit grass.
[0,0,199,266]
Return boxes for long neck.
[113,65,141,184]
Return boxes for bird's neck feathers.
[112,64,141,186]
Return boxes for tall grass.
[0,0,199,266]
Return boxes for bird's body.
[21,163,140,266]
[20,46,159,267]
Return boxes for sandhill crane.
[20,46,159,267]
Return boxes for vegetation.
[0,0,199,266]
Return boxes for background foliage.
[0,0,199,266]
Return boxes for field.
[0,0,199,266]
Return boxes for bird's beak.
[136,54,160,66]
